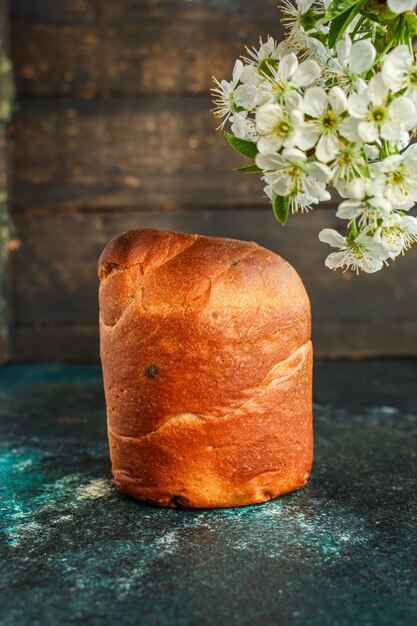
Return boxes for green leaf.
[377,6,400,24]
[233,164,261,174]
[300,8,324,32]
[328,5,358,47]
[224,132,258,159]
[405,13,417,36]
[324,0,362,22]
[272,192,290,227]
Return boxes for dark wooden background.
[3,0,417,360]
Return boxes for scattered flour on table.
[156,530,180,553]
[76,478,112,500]
[6,521,44,547]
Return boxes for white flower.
[263,180,330,214]
[329,142,366,184]
[255,102,304,151]
[373,145,417,207]
[276,39,299,60]
[394,130,412,152]
[387,0,417,14]
[328,35,377,93]
[382,45,413,93]
[280,0,316,51]
[374,213,417,258]
[303,36,330,64]
[260,53,321,107]
[382,45,417,107]
[211,60,244,129]
[257,147,331,212]
[243,36,280,66]
[209,0,417,274]
[319,228,389,273]
[341,176,385,200]
[363,143,380,162]
[230,112,257,140]
[241,37,280,85]
[303,86,348,162]
[234,83,260,110]
[336,194,393,229]
[347,74,416,142]
[334,175,388,201]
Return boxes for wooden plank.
[11,0,279,25]
[11,4,282,97]
[11,0,97,24]
[12,326,100,361]
[12,321,417,361]
[0,0,11,362]
[11,98,270,209]
[9,208,417,360]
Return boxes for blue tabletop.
[0,362,416,626]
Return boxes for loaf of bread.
[99,228,313,508]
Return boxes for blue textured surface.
[0,362,416,626]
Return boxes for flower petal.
[361,259,385,274]
[255,103,283,134]
[405,141,417,156]
[234,83,258,108]
[257,137,283,152]
[305,37,328,64]
[347,93,368,119]
[319,228,347,248]
[255,152,282,171]
[303,177,327,199]
[271,178,292,196]
[368,73,389,105]
[278,53,298,82]
[329,86,348,114]
[366,196,391,214]
[231,113,251,139]
[339,117,360,141]
[263,184,273,200]
[291,59,321,88]
[377,154,402,173]
[232,60,244,86]
[388,96,416,129]
[387,0,417,14]
[259,37,277,61]
[304,86,328,117]
[324,251,346,270]
[380,121,404,141]
[382,45,413,92]
[306,161,332,182]
[315,133,340,163]
[241,65,260,86]
[395,131,410,151]
[336,35,352,66]
[401,215,417,233]
[282,147,307,162]
[298,0,316,12]
[290,109,304,126]
[295,128,319,150]
[346,178,366,199]
[355,78,368,94]
[349,40,376,74]
[336,199,362,219]
[358,120,379,143]
[284,90,304,111]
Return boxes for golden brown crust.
[99,228,313,508]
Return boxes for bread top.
[99,228,310,342]
[99,227,309,316]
